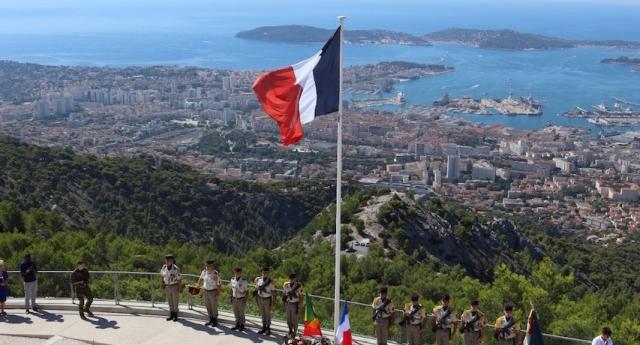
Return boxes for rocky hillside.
[339,192,545,281]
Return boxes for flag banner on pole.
[252,27,341,145]
[303,292,323,337]
[523,309,544,345]
[335,302,352,345]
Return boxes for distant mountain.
[0,137,334,254]
[423,28,640,51]
[236,25,431,46]
[601,56,640,65]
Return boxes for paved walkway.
[1,298,286,345]
[2,298,379,345]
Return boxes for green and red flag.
[303,292,323,337]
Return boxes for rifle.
[459,313,479,334]
[432,307,452,332]
[494,318,516,339]
[252,276,272,297]
[399,304,422,326]
[282,282,300,302]
[372,298,391,321]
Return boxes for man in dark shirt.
[71,260,93,320]
[20,254,38,314]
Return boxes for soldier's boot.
[205,317,213,326]
[231,323,239,331]
[79,309,87,320]
[84,308,94,317]
[258,323,266,334]
[172,312,178,321]
[239,323,245,332]
[211,317,218,327]
[166,312,173,321]
[265,326,271,336]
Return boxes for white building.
[446,154,460,181]
[472,160,496,181]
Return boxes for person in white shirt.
[160,254,182,321]
[592,327,613,345]
[197,260,221,327]
[254,266,276,335]
[230,267,249,331]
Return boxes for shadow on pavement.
[2,314,34,324]
[176,318,281,343]
[87,315,120,329]
[32,310,64,322]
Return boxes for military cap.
[234,267,242,272]
[206,259,215,265]
[410,293,420,301]
[288,272,296,278]
[504,303,514,311]
[262,266,270,272]
[165,254,174,260]
[77,260,86,265]
[379,286,388,293]
[442,294,450,301]
[471,299,479,305]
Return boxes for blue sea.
[1,0,640,132]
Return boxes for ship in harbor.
[351,91,407,107]
[564,101,640,126]
[433,81,543,116]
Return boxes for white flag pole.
[333,15,346,343]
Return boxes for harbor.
[563,101,640,126]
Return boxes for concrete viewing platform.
[1,298,377,345]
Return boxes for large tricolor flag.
[523,309,544,345]
[303,292,323,337]
[335,302,352,345]
[252,28,341,145]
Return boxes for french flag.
[252,28,341,145]
[335,302,352,345]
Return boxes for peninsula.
[601,56,640,65]
[236,25,431,46]
[423,28,640,51]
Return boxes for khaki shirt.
[403,303,426,325]
[254,275,275,298]
[461,308,486,332]
[283,281,304,303]
[372,296,394,319]
[495,316,520,339]
[432,305,456,329]
[199,269,221,291]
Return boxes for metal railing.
[6,270,592,344]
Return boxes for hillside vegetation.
[0,136,333,253]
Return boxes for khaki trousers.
[374,318,390,345]
[232,297,246,326]
[406,324,422,345]
[164,285,180,313]
[257,296,272,328]
[435,329,451,345]
[464,331,481,345]
[203,289,218,318]
[285,302,299,333]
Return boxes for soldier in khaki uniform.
[230,267,248,331]
[494,304,520,345]
[402,293,426,345]
[282,272,304,337]
[160,254,182,321]
[431,294,457,345]
[197,259,221,327]
[459,300,486,345]
[254,266,276,335]
[371,286,395,345]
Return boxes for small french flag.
[252,27,341,145]
[335,302,352,345]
